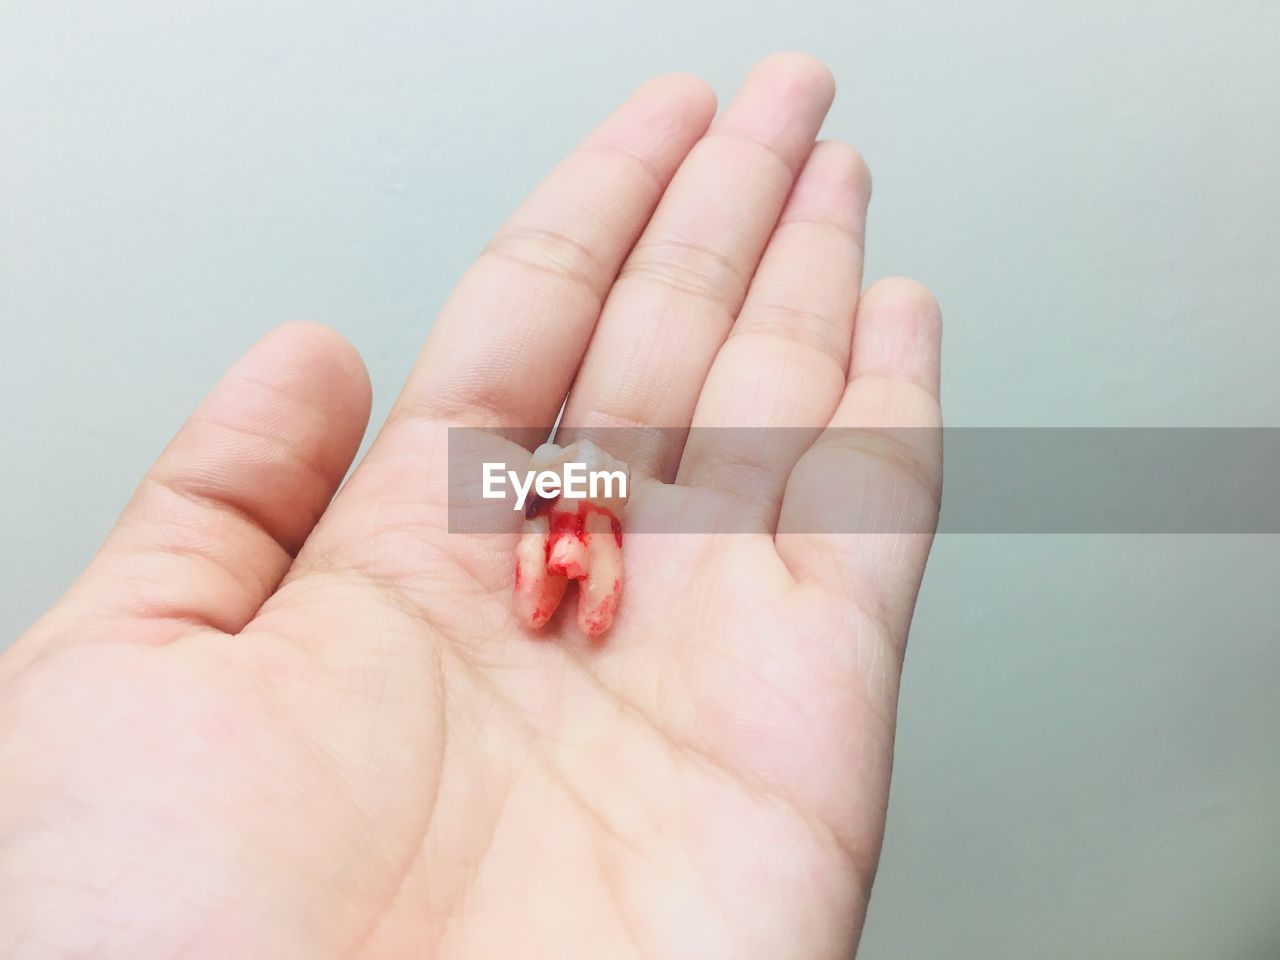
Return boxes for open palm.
[1,54,941,960]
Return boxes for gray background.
[2,2,1278,956]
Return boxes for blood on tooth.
[576,509,624,637]
[513,513,569,629]
[511,440,629,637]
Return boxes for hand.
[0,53,941,959]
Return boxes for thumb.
[15,322,371,659]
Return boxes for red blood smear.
[582,578,622,637]
[549,501,622,547]
[549,502,586,540]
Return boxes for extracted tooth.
[511,438,630,637]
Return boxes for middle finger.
[560,53,836,480]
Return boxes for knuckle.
[732,302,849,376]
[618,237,748,305]
[482,226,607,303]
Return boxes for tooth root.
[548,530,589,581]
[577,509,623,638]
[513,514,568,629]
[514,440,628,637]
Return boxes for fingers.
[561,52,836,480]
[676,141,871,522]
[387,73,716,436]
[841,277,942,401]
[775,278,942,638]
[37,324,372,642]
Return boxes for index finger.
[387,73,716,437]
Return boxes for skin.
[0,53,942,960]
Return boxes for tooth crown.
[529,439,631,512]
